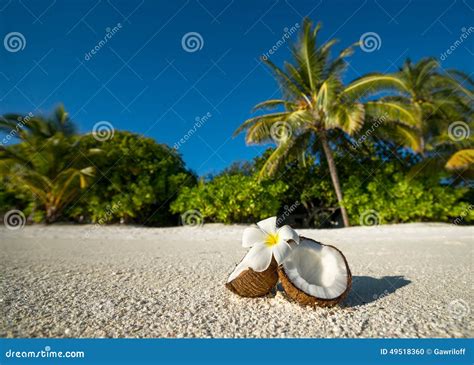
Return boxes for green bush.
[342,162,472,224]
[67,131,196,225]
[170,174,288,223]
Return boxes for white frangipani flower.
[227,217,299,282]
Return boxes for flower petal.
[226,243,273,283]
[256,216,277,235]
[272,240,292,264]
[242,226,266,248]
[277,225,300,245]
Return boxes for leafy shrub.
[67,131,196,225]
[342,162,472,224]
[170,174,288,223]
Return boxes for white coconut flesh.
[282,238,348,299]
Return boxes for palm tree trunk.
[320,131,350,227]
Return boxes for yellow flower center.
[265,233,279,247]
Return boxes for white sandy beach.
[0,223,472,338]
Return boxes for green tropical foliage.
[0,107,97,223]
[234,18,419,227]
[170,173,288,224]
[67,131,195,225]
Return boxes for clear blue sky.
[1,0,472,175]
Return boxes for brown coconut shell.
[278,237,352,307]
[226,258,278,297]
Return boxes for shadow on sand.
[343,275,411,307]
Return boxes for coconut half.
[226,256,278,298]
[278,237,351,307]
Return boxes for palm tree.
[234,19,418,227]
[389,58,472,155]
[0,106,98,222]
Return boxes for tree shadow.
[342,275,411,307]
